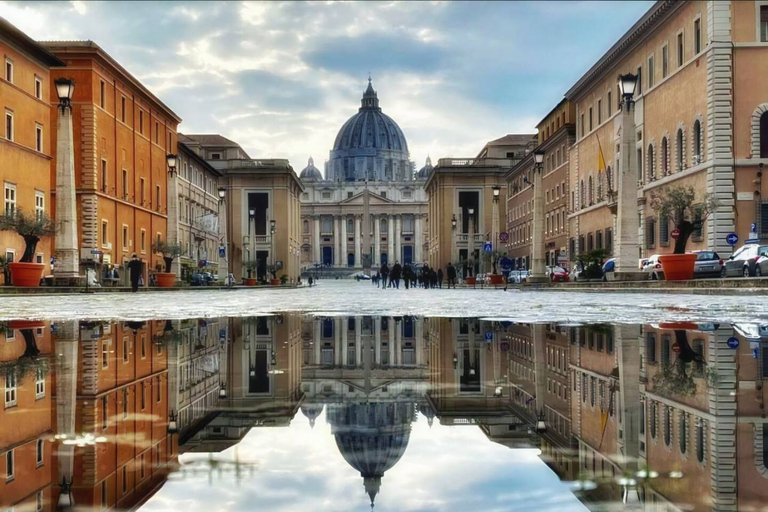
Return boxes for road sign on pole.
[725,233,738,246]
[727,337,739,349]
[485,331,493,342]
[499,232,509,243]
[670,228,680,240]
[483,242,493,253]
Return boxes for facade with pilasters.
[299,81,427,271]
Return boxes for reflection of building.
[175,138,224,280]
[299,80,428,271]
[301,315,429,507]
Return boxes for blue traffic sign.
[725,233,738,246]
[218,246,226,258]
[726,337,739,349]
[751,222,758,233]
[483,242,493,253]
[485,331,493,342]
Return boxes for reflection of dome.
[417,156,433,180]
[418,403,436,428]
[328,79,412,182]
[299,156,322,180]
[328,402,416,508]
[300,403,325,428]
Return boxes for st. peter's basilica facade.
[299,80,430,272]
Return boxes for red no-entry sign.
[670,228,680,240]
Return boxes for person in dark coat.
[127,253,143,292]
[437,268,443,289]
[403,265,411,289]
[390,261,402,289]
[446,263,457,289]
[380,263,389,289]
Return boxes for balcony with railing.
[208,159,292,171]
[436,157,523,168]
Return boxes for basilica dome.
[299,156,322,180]
[327,79,413,182]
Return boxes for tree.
[649,186,718,254]
[151,238,182,273]
[0,209,54,262]
[243,259,259,279]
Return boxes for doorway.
[322,247,333,266]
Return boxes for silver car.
[722,243,768,277]
[691,250,723,278]
[642,254,664,280]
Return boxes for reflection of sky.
[140,412,587,512]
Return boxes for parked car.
[571,264,584,282]
[642,254,664,280]
[191,272,214,286]
[547,266,570,282]
[601,258,616,281]
[722,243,768,277]
[508,270,529,284]
[691,250,723,278]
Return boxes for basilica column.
[374,215,381,267]
[394,215,402,264]
[415,215,423,263]
[334,216,342,267]
[395,320,402,365]
[388,318,395,366]
[374,317,382,366]
[334,318,342,366]
[387,215,394,264]
[415,318,424,366]
[342,319,349,366]
[314,318,322,366]
[313,217,321,264]
[354,216,362,268]
[355,317,362,367]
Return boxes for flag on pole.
[597,134,607,172]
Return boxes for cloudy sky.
[4,1,652,174]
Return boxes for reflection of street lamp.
[219,385,227,398]
[536,412,547,433]
[493,386,502,397]
[271,351,276,365]
[452,353,458,368]
[58,475,75,509]
[451,215,457,230]
[168,411,179,434]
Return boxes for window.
[156,185,161,211]
[661,137,669,175]
[140,229,146,253]
[37,491,43,511]
[647,144,655,180]
[36,438,44,466]
[597,100,602,124]
[34,191,45,221]
[588,107,593,131]
[693,120,703,163]
[679,413,687,453]
[648,55,655,88]
[580,113,584,137]
[676,128,684,171]
[139,110,144,134]
[101,159,108,192]
[122,169,128,199]
[122,225,129,251]
[696,421,705,462]
[121,96,126,123]
[762,6,768,42]
[605,227,613,253]
[660,213,669,245]
[155,121,159,144]
[101,220,109,248]
[210,152,221,160]
[140,177,146,204]
[35,366,45,398]
[664,407,672,446]
[4,371,17,407]
[35,123,43,152]
[100,80,106,109]
[101,480,107,508]
[123,336,129,363]
[694,19,702,53]
[5,58,13,82]
[646,217,656,248]
[637,66,643,94]
[607,92,612,116]
[650,402,658,439]
[35,76,42,99]
[5,110,13,141]
[662,44,669,78]
[5,450,14,481]
[4,183,16,216]
[122,466,128,493]
[677,32,684,68]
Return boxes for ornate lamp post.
[615,73,645,280]
[491,186,500,277]
[53,78,80,284]
[166,153,180,281]
[451,213,457,266]
[467,207,475,278]
[529,150,548,283]
[270,219,277,275]
[217,187,229,285]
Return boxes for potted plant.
[151,238,182,288]
[280,274,288,285]
[243,260,259,286]
[649,186,718,281]
[465,258,476,286]
[484,251,504,285]
[0,209,54,287]
[267,264,281,286]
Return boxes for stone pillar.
[415,215,423,263]
[374,215,381,267]
[388,319,395,366]
[374,317,382,366]
[55,320,78,491]
[342,319,349,366]
[334,318,342,366]
[355,216,362,268]
[167,171,181,279]
[334,216,342,267]
[415,318,423,366]
[530,167,548,283]
[532,324,547,414]
[218,195,229,284]
[387,215,394,264]
[394,215,402,264]
[616,324,641,467]
[615,98,645,279]
[314,319,322,366]
[355,317,362,367]
[395,322,402,366]
[313,217,321,264]
[53,104,80,281]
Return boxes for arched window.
[763,424,768,463]
[679,412,687,454]
[580,180,586,208]
[696,421,705,463]
[664,407,672,446]
[650,402,657,439]
[661,137,669,175]
[761,111,768,158]
[692,120,702,164]
[588,176,594,205]
[303,220,309,234]
[347,218,354,233]
[648,144,656,181]
[597,171,604,201]
[676,128,684,171]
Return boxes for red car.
[548,266,570,282]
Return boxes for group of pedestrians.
[372,261,460,289]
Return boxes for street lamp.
[452,353,458,368]
[533,149,545,168]
[219,385,227,398]
[451,214,457,230]
[536,413,547,433]
[494,386,502,397]
[218,187,226,201]
[54,78,75,109]
[618,72,639,106]
[468,208,474,216]
[166,153,177,176]
[270,220,276,234]
[492,185,501,202]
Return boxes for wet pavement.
[1,285,767,511]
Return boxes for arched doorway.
[347,253,355,267]
[322,247,333,266]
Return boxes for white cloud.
[70,1,87,15]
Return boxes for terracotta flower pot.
[465,276,476,285]
[659,322,700,331]
[488,274,504,285]
[8,262,44,287]
[155,272,177,288]
[244,278,258,286]
[8,320,45,329]
[270,278,281,286]
[658,253,697,281]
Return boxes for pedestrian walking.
[127,253,143,292]
[499,253,512,291]
[308,275,314,287]
[380,263,390,289]
[437,268,443,288]
[391,261,402,289]
[447,263,457,289]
